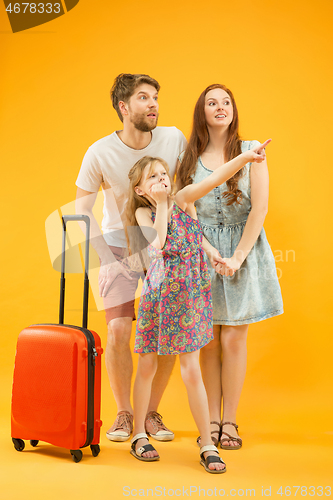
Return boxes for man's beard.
[129,110,159,132]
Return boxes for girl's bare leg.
[199,325,223,440]
[132,352,159,458]
[220,324,249,447]
[179,350,225,471]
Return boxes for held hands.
[148,183,168,204]
[245,139,272,164]
[98,260,132,297]
[207,246,241,277]
[214,256,242,277]
[206,247,226,270]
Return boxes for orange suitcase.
[11,215,103,462]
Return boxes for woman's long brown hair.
[177,84,244,205]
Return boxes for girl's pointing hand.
[246,138,272,163]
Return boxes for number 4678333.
[6,3,61,14]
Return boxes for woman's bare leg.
[220,324,249,447]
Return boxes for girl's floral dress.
[134,203,213,355]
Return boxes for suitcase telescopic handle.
[59,215,90,329]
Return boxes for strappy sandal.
[130,432,160,462]
[200,445,226,474]
[220,422,242,450]
[196,421,220,447]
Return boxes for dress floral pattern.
[134,203,213,355]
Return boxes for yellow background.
[1,0,332,498]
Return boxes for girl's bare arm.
[135,184,169,250]
[175,140,271,209]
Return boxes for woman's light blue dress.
[189,140,283,325]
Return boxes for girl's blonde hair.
[125,156,174,267]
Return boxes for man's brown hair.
[110,73,160,122]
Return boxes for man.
[75,73,187,442]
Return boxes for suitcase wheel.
[12,438,25,452]
[90,444,100,457]
[70,449,83,463]
[30,440,39,447]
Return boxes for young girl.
[126,141,270,473]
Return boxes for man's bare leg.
[145,354,176,439]
[105,317,133,412]
[105,317,134,441]
[147,355,176,412]
[105,317,176,440]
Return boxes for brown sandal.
[196,421,221,447]
[220,422,242,450]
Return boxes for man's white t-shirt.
[76,126,187,247]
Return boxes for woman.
[177,84,283,449]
